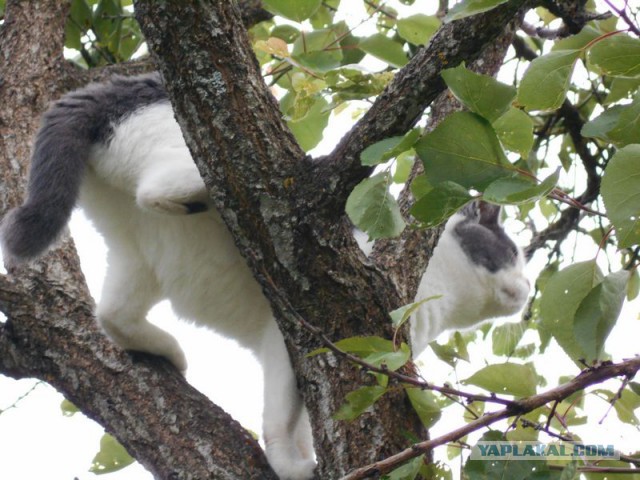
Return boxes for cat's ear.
[477,201,501,226]
[459,200,479,220]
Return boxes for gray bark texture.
[0,0,528,478]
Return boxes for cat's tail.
[1,97,93,266]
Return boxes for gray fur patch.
[1,73,169,263]
[454,202,519,272]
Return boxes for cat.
[0,73,529,480]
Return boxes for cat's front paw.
[265,441,315,480]
[269,457,316,480]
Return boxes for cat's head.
[452,201,530,317]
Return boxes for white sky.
[0,1,638,479]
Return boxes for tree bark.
[0,0,531,478]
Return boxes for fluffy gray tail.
[1,101,91,265]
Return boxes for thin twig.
[604,0,640,36]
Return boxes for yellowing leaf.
[254,37,290,57]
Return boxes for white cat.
[1,74,529,480]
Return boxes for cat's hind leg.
[261,322,316,480]
[97,246,187,373]
[136,148,211,216]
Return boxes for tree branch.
[317,0,533,215]
[538,0,609,34]
[340,357,640,480]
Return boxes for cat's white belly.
[144,214,273,350]
[80,170,273,352]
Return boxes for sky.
[0,1,638,479]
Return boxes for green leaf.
[334,21,365,65]
[90,433,134,475]
[360,129,420,166]
[581,105,625,142]
[491,322,525,356]
[346,173,406,240]
[308,335,410,371]
[493,107,534,157]
[389,296,442,329]
[606,93,640,147]
[292,29,344,72]
[406,388,442,429]
[589,33,640,78]
[309,335,396,357]
[453,332,470,362]
[271,24,300,43]
[415,112,514,190]
[445,0,509,21]
[334,385,387,420]
[66,0,93,50]
[430,342,464,367]
[553,25,600,51]
[601,144,640,248]
[559,460,579,480]
[262,0,321,22]
[442,64,516,122]
[117,18,144,61]
[364,342,411,372]
[595,388,640,425]
[60,398,80,417]
[482,168,559,205]
[628,269,640,301]
[517,50,581,111]
[410,174,432,199]
[539,260,604,363]
[463,362,537,397]
[359,33,408,68]
[93,0,121,43]
[393,150,415,183]
[384,455,423,480]
[606,77,640,104]
[284,94,330,151]
[573,270,630,361]
[396,14,440,45]
[410,181,472,227]
[615,385,640,425]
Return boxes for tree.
[0,0,639,479]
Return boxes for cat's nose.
[500,277,530,303]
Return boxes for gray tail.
[1,101,92,265]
